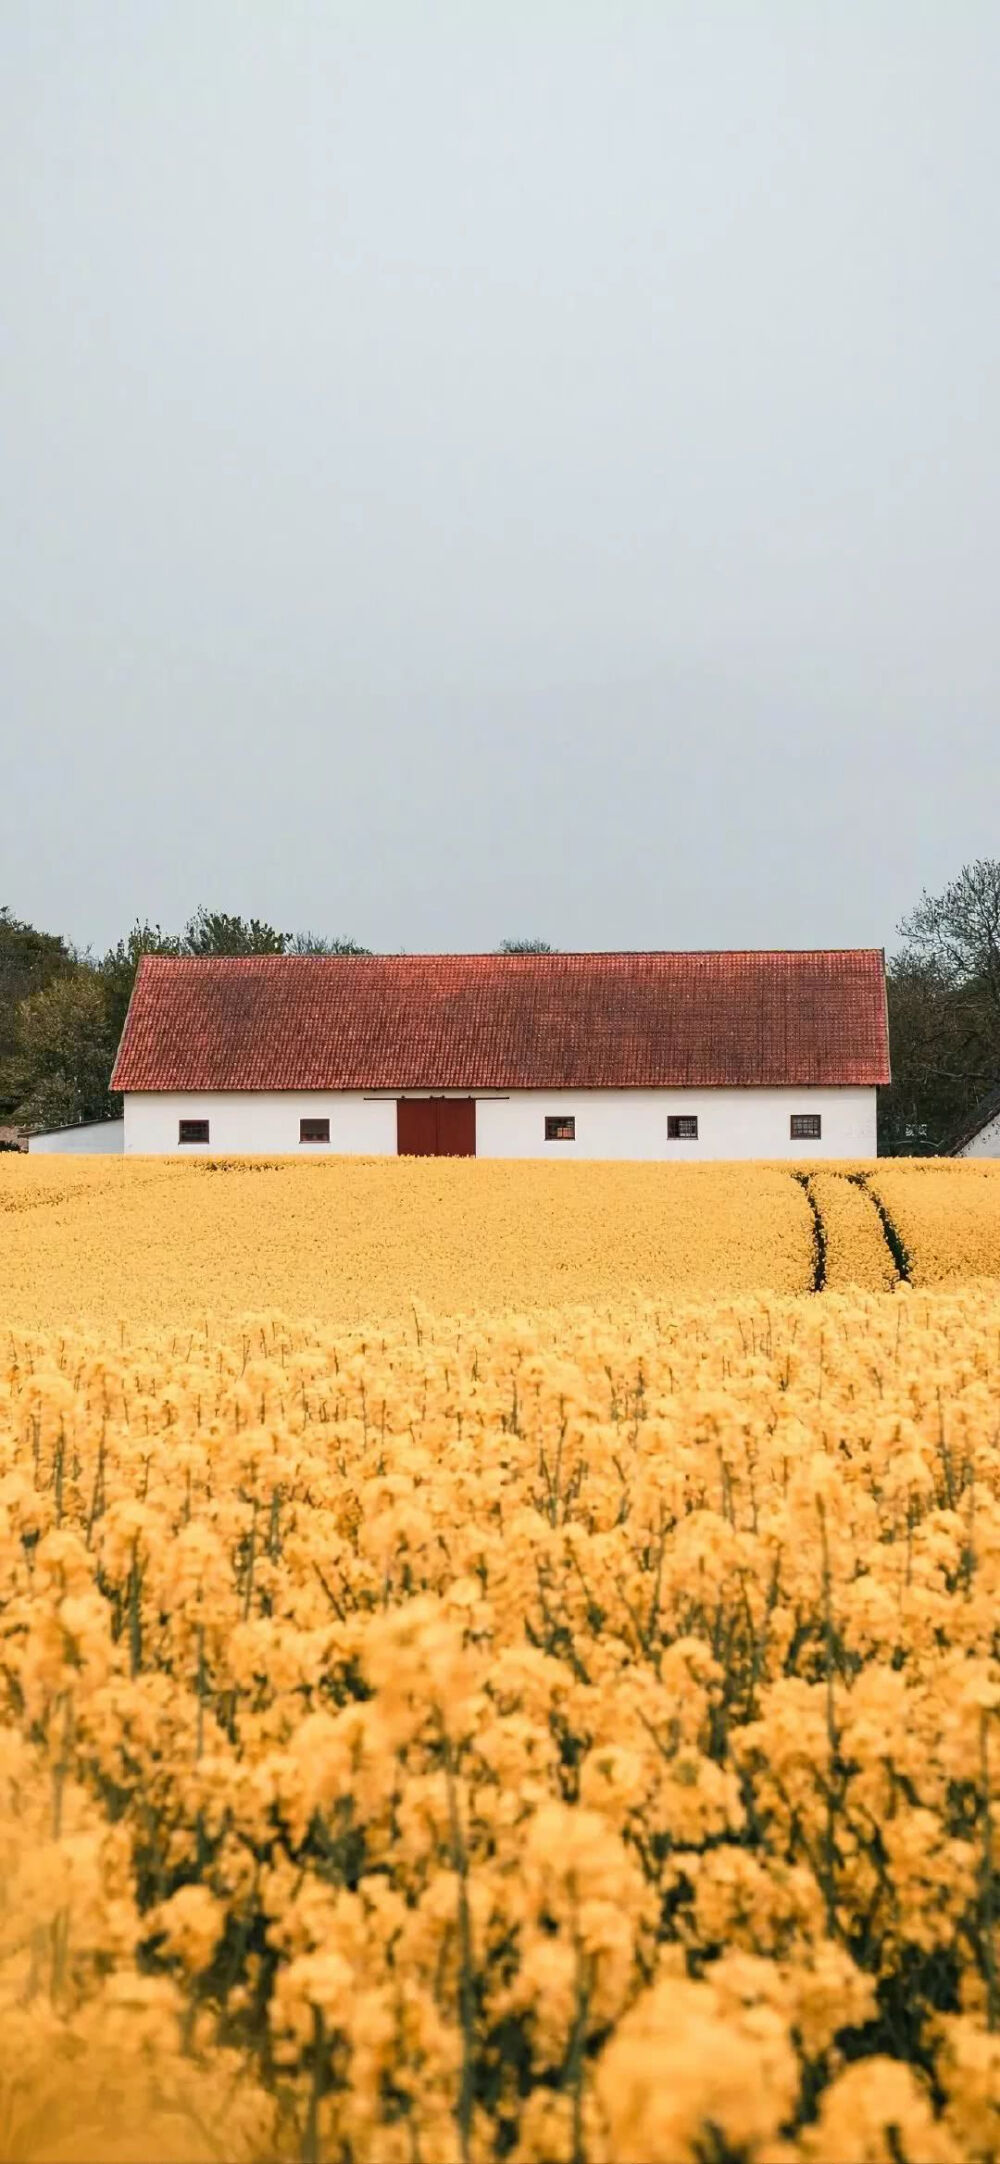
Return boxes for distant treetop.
[496,938,555,955]
[176,911,372,958]
[288,933,373,956]
[181,909,287,957]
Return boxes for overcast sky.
[3,5,998,958]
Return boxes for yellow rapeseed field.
[1,1157,1000,2160]
[2,1155,999,1329]
[3,1157,816,1331]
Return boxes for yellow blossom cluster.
[1,1285,1000,2160]
[806,1171,898,1292]
[2,1155,1000,1330]
[870,1160,1000,1286]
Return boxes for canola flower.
[2,1155,1000,1331]
[1,1287,1000,2160]
[870,1160,1000,1287]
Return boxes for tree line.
[0,913,554,1135]
[878,858,1000,1154]
[2,869,998,1150]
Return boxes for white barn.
[111,949,889,1160]
[951,1088,1000,1159]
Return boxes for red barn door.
[396,1099,438,1154]
[436,1098,476,1155]
[396,1099,476,1156]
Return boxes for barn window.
[178,1119,210,1145]
[300,1117,330,1144]
[545,1115,575,1141]
[667,1115,699,1140]
[791,1113,822,1140]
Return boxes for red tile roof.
[111,951,890,1093]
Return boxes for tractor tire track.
[845,1171,912,1285]
[791,1171,827,1293]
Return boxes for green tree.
[288,932,372,955]
[3,971,115,1132]
[880,859,1000,1153]
[181,908,289,956]
[897,858,1000,1014]
[496,938,555,954]
[0,907,74,1113]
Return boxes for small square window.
[791,1113,822,1140]
[545,1115,575,1141]
[668,1115,699,1140]
[178,1119,210,1145]
[300,1117,330,1144]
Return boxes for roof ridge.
[113,949,891,1093]
[141,946,885,964]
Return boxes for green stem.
[817,1500,839,1937]
[196,1620,206,1761]
[565,1945,593,2164]
[302,2006,326,2164]
[982,1713,997,2033]
[443,1731,475,2164]
[128,1536,143,1676]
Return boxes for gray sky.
[3,4,998,958]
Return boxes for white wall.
[29,1118,125,1155]
[124,1088,876,1159]
[476,1088,875,1159]
[125,1092,397,1156]
[957,1111,1000,1158]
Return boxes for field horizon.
[3,1154,999,1333]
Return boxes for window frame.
[178,1118,210,1146]
[544,1114,576,1142]
[299,1116,331,1145]
[790,1112,822,1141]
[667,1115,699,1141]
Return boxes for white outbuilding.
[27,1117,125,1155]
[111,949,889,1160]
[951,1088,1000,1158]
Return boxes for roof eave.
[947,1084,1000,1156]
